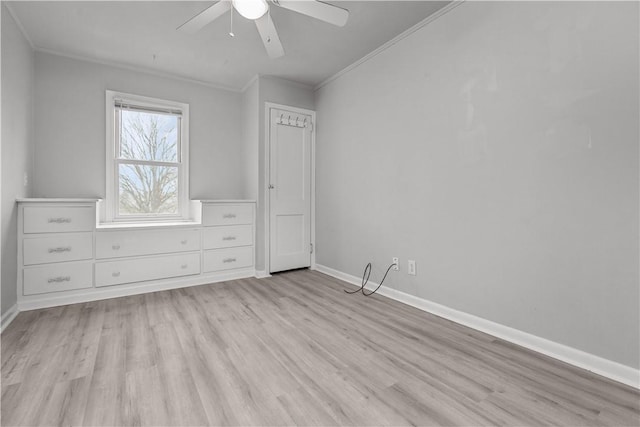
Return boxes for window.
[105,91,189,222]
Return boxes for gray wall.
[240,78,259,200]
[1,5,34,316]
[33,52,244,200]
[315,1,639,369]
[256,76,315,272]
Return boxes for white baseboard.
[255,269,272,279]
[17,269,256,312]
[1,304,19,333]
[313,264,640,390]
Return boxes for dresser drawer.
[23,233,93,265]
[202,204,253,226]
[203,225,253,250]
[23,261,93,296]
[96,228,201,259]
[95,252,200,287]
[203,246,253,273]
[24,206,94,234]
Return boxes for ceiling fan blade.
[177,1,231,34]
[273,0,348,27]
[255,14,285,59]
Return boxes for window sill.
[96,220,202,231]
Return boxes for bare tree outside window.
[117,109,181,216]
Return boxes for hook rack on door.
[275,111,309,128]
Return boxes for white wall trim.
[34,47,241,93]
[261,75,314,91]
[255,269,272,279]
[313,264,640,390]
[0,304,19,333]
[263,102,316,274]
[18,269,256,312]
[241,74,260,93]
[103,90,191,223]
[3,3,35,49]
[314,1,464,91]
[206,73,312,96]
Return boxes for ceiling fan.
[177,0,349,59]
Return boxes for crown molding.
[4,2,241,92]
[241,74,314,94]
[33,46,243,93]
[3,2,35,49]
[5,1,460,96]
[241,74,260,93]
[314,0,464,91]
[260,74,314,90]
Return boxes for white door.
[269,108,312,273]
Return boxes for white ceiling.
[7,1,450,91]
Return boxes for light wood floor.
[2,270,639,426]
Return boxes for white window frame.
[105,90,190,223]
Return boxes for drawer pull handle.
[112,244,120,250]
[48,276,71,283]
[223,214,237,219]
[48,217,72,224]
[180,240,188,244]
[48,246,71,253]
[222,236,236,241]
[112,271,120,277]
[181,264,188,269]
[223,257,236,263]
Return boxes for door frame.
[264,102,316,274]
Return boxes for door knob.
[268,184,275,189]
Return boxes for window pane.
[118,164,178,215]
[119,109,179,162]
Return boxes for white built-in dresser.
[17,199,255,310]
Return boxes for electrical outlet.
[392,257,399,271]
[23,172,28,187]
[408,260,416,276]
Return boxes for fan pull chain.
[266,9,271,43]
[229,6,235,37]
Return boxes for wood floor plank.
[172,327,241,425]
[38,376,92,427]
[82,325,127,426]
[2,269,639,426]
[150,321,210,426]
[123,366,169,426]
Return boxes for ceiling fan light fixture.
[232,0,269,20]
